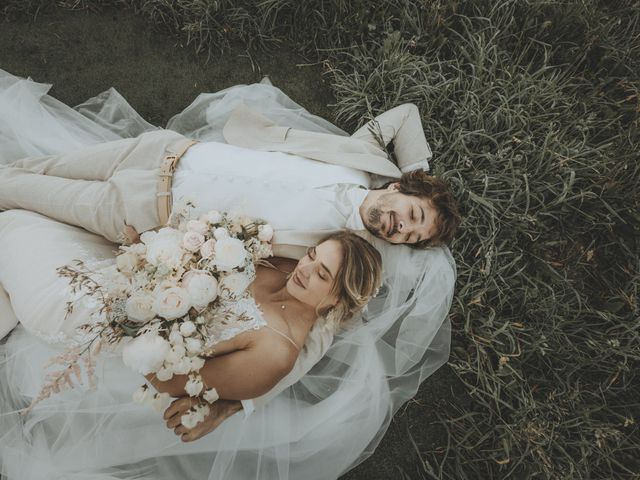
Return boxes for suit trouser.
[0,130,194,243]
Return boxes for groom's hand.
[164,397,243,442]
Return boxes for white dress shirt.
[172,141,371,236]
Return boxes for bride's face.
[287,240,343,311]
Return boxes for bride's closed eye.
[305,247,329,281]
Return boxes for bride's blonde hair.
[316,231,383,329]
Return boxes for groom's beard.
[365,207,385,239]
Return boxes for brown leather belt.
[157,139,199,225]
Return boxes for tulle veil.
[0,69,455,479]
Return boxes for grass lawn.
[2,1,638,479]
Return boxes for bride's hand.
[164,397,243,442]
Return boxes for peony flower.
[200,210,222,225]
[185,375,204,397]
[213,227,229,240]
[144,228,185,269]
[187,220,209,236]
[258,224,274,242]
[219,272,252,298]
[179,320,197,337]
[203,387,219,404]
[153,285,191,320]
[213,237,247,271]
[182,231,205,252]
[199,239,216,259]
[182,271,218,310]
[185,337,203,355]
[122,332,171,375]
[125,293,155,323]
[116,251,138,274]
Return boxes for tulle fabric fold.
[0,68,455,479]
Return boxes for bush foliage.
[3,0,639,478]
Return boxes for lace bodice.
[200,296,267,353]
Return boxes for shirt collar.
[345,187,369,231]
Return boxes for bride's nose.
[397,220,405,232]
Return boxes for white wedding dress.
[0,69,456,480]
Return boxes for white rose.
[213,227,229,240]
[116,251,138,274]
[200,210,222,225]
[153,285,191,320]
[199,239,216,259]
[151,392,172,413]
[213,237,247,271]
[182,231,205,253]
[219,272,252,298]
[179,320,197,337]
[182,271,218,310]
[187,220,209,236]
[258,224,274,242]
[122,333,171,375]
[203,387,219,404]
[125,293,155,323]
[129,243,147,256]
[185,375,204,397]
[139,230,157,245]
[145,228,185,268]
[185,337,203,354]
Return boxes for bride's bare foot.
[164,397,243,442]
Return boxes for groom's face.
[362,183,439,245]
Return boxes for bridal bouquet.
[26,206,274,424]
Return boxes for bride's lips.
[292,271,306,289]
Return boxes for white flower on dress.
[144,228,185,268]
[181,403,210,429]
[153,283,191,320]
[185,374,204,397]
[133,385,152,404]
[258,224,274,242]
[219,272,252,298]
[199,239,216,259]
[172,357,192,375]
[151,392,172,413]
[203,387,219,404]
[179,320,197,337]
[200,210,222,225]
[181,271,218,311]
[185,337,203,355]
[182,231,205,252]
[125,293,155,323]
[156,367,173,381]
[213,237,247,271]
[190,356,205,370]
[122,332,171,375]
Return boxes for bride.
[0,69,456,479]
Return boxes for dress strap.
[264,324,301,351]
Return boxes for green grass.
[3,0,639,478]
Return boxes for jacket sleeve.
[350,103,432,173]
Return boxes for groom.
[0,100,460,438]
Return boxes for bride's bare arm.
[145,340,297,399]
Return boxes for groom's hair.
[381,170,461,248]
